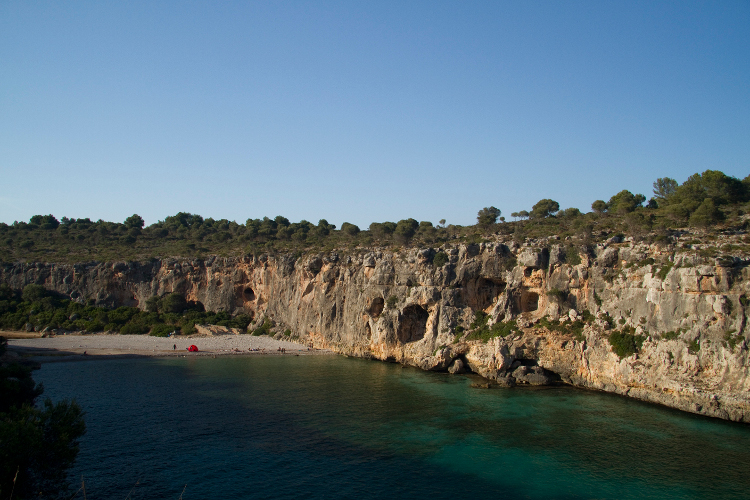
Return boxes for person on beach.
[173,344,176,350]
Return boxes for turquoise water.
[37,355,750,499]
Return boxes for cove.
[37,355,750,499]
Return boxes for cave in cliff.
[397,304,429,344]
[520,290,539,312]
[243,287,256,301]
[464,277,505,311]
[368,297,385,319]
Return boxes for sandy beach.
[5,332,332,361]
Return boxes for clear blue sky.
[1,1,748,228]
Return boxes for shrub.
[452,325,464,343]
[689,198,724,227]
[385,295,398,309]
[230,314,253,331]
[501,254,517,271]
[688,339,701,354]
[433,251,448,267]
[656,262,674,281]
[538,317,585,341]
[120,323,149,335]
[565,246,582,266]
[608,331,645,359]
[579,310,595,322]
[723,330,742,350]
[22,284,48,302]
[662,330,679,340]
[252,319,273,336]
[149,323,174,337]
[159,293,187,313]
[632,257,655,268]
[145,296,160,313]
[465,320,519,342]
[470,311,489,329]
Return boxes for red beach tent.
[188,345,199,352]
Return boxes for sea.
[36,355,750,500]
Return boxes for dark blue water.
[37,355,750,499]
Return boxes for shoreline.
[6,332,334,363]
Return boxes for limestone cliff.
[3,235,750,422]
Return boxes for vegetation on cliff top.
[1,169,749,264]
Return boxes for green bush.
[723,330,742,350]
[386,295,398,309]
[537,317,585,341]
[608,331,645,359]
[159,293,187,313]
[565,246,582,266]
[252,319,273,336]
[630,257,655,269]
[149,323,175,337]
[656,262,674,281]
[688,339,701,354]
[662,330,679,340]
[470,311,489,329]
[452,325,464,343]
[22,284,48,302]
[465,320,519,342]
[120,323,149,335]
[433,251,448,267]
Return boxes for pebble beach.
[5,332,332,361]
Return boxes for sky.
[1,1,748,229]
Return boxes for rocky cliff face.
[3,235,750,422]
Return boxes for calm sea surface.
[37,355,750,500]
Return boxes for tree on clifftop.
[607,190,646,214]
[477,207,501,227]
[591,200,607,214]
[530,199,559,219]
[340,222,360,236]
[124,214,145,229]
[394,218,419,243]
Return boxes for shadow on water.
[37,355,750,500]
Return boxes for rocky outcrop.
[3,234,750,422]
